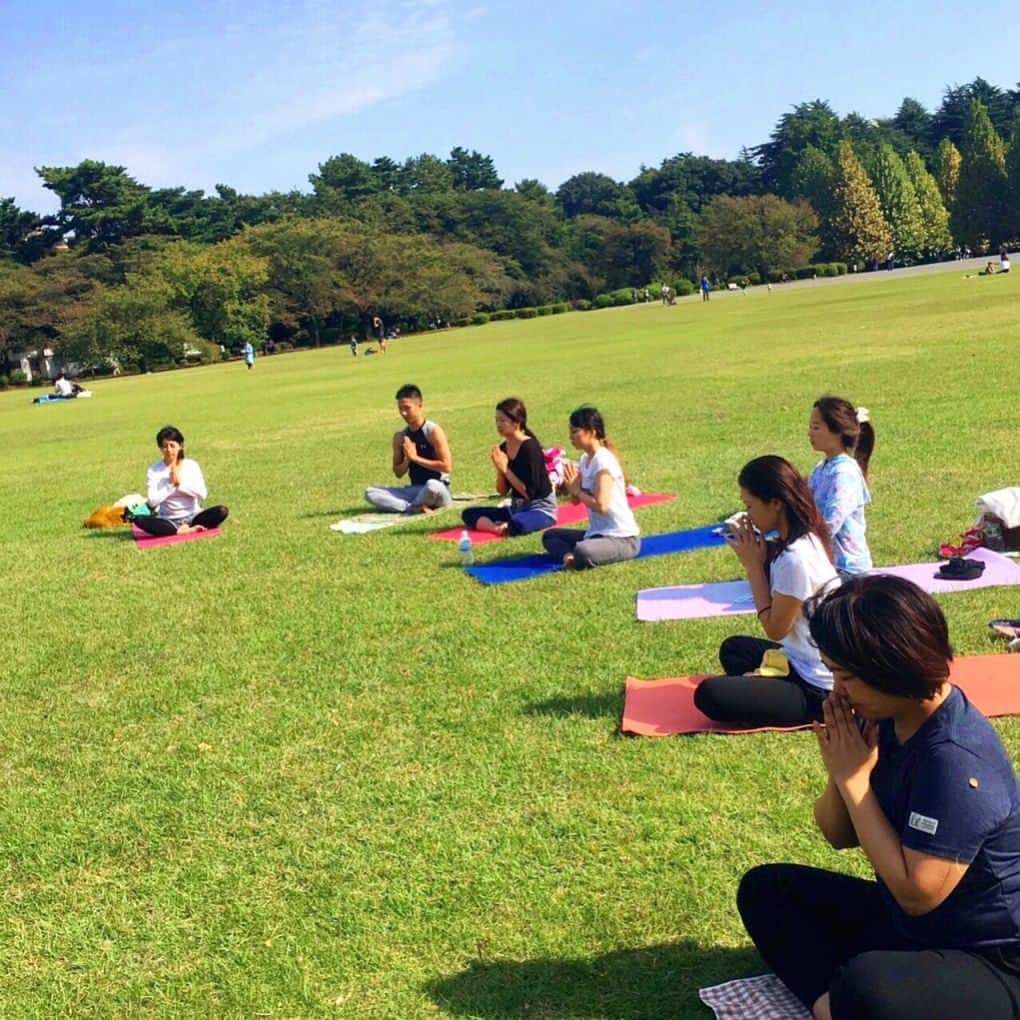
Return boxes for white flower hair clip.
[856,406,871,424]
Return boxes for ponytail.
[813,396,875,483]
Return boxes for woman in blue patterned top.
[807,396,874,575]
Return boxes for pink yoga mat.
[636,547,1020,622]
[622,655,1020,736]
[131,523,222,548]
[428,492,675,542]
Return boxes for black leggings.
[692,635,827,726]
[134,506,229,537]
[738,863,1020,1018]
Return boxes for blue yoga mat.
[464,523,727,585]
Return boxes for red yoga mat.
[621,654,1020,736]
[131,523,222,548]
[427,492,675,543]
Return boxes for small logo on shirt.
[908,811,939,836]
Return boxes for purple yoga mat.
[868,547,1020,593]
[636,547,1020,622]
[637,579,754,621]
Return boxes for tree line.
[2,77,1019,371]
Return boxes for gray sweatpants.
[363,480,452,513]
[541,528,640,568]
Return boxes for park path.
[678,256,1003,302]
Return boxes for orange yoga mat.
[621,654,1020,737]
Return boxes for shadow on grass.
[301,505,366,519]
[82,529,133,541]
[426,940,761,1018]
[523,692,621,720]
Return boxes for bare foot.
[562,554,577,571]
[475,517,508,536]
[177,524,194,534]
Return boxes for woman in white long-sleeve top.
[134,425,229,536]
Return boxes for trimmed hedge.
[515,308,538,319]
[550,302,569,314]
[490,310,516,321]
[574,299,592,311]
[673,278,696,296]
[593,287,634,309]
[536,305,553,316]
[471,312,490,325]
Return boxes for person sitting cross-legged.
[363,383,453,514]
[460,397,557,537]
[737,575,1020,1019]
[134,425,229,536]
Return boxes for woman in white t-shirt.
[541,406,640,569]
[694,455,839,726]
[134,425,230,537]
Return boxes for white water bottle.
[458,529,474,566]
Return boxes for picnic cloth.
[464,523,727,584]
[131,523,222,548]
[636,547,1020,622]
[428,492,675,543]
[699,974,810,1019]
[621,654,1020,736]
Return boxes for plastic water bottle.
[458,529,474,566]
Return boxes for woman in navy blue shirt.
[738,575,1020,1018]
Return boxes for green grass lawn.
[2,270,1019,1017]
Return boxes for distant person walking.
[701,276,711,302]
[242,341,255,369]
[349,335,359,357]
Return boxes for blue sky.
[3,0,1017,214]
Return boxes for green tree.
[870,144,925,261]
[828,141,892,264]
[400,154,455,193]
[446,147,503,190]
[951,99,1007,249]
[447,189,566,279]
[791,145,836,255]
[36,160,159,249]
[159,239,271,348]
[514,179,555,205]
[0,198,54,263]
[931,78,1012,149]
[569,216,671,290]
[64,275,197,372]
[309,154,379,207]
[370,156,402,193]
[752,100,845,196]
[697,194,819,277]
[556,172,640,221]
[243,218,345,346]
[934,137,962,210]
[903,151,953,256]
[629,153,759,217]
[1005,108,1020,241]
[892,97,933,161]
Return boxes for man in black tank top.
[364,384,453,513]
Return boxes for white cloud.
[203,0,455,153]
